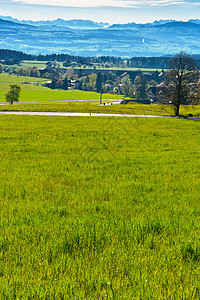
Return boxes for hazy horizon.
[0,0,199,24]
[1,15,199,25]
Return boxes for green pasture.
[2,60,166,72]
[0,90,120,102]
[2,61,47,69]
[0,101,171,115]
[1,74,200,117]
[73,66,166,72]
[0,73,46,84]
[19,60,47,69]
[0,115,200,298]
[1,100,200,117]
[0,74,121,102]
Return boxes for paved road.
[0,111,178,118]
[0,111,198,119]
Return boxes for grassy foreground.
[0,115,200,299]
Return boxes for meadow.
[2,61,47,69]
[1,100,200,117]
[1,74,200,117]
[0,74,121,103]
[0,115,200,299]
[2,61,165,72]
[72,66,166,72]
[0,101,172,116]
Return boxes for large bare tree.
[158,52,198,116]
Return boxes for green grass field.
[0,74,121,103]
[1,100,200,117]
[73,66,166,72]
[0,101,171,115]
[2,60,166,72]
[0,74,48,101]
[2,61,48,69]
[20,61,48,69]
[0,115,200,298]
[1,74,200,117]
[0,74,46,85]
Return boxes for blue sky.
[0,0,199,23]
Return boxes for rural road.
[0,111,187,118]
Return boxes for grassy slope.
[0,74,121,102]
[0,115,200,298]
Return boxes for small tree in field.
[5,84,21,105]
[158,52,198,116]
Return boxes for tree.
[55,79,63,89]
[80,74,97,91]
[120,75,132,97]
[78,69,83,78]
[134,74,148,101]
[33,68,40,78]
[4,84,21,105]
[51,69,61,80]
[158,52,198,116]
[17,67,27,76]
[189,79,200,105]
[96,72,102,93]
[53,60,58,67]
[62,77,69,90]
[49,79,57,89]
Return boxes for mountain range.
[0,16,199,57]
[0,16,109,29]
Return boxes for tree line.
[0,49,200,69]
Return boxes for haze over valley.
[0,16,200,57]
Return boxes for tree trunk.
[175,104,180,116]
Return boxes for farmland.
[0,101,172,116]
[1,99,200,117]
[0,74,121,103]
[0,115,200,298]
[2,60,166,72]
[1,74,200,118]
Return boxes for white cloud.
[11,0,190,7]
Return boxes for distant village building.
[105,83,114,91]
[39,65,54,76]
[69,80,80,89]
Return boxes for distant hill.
[108,22,140,29]
[188,19,200,25]
[0,17,199,57]
[154,21,200,29]
[0,16,109,29]
[0,18,34,28]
